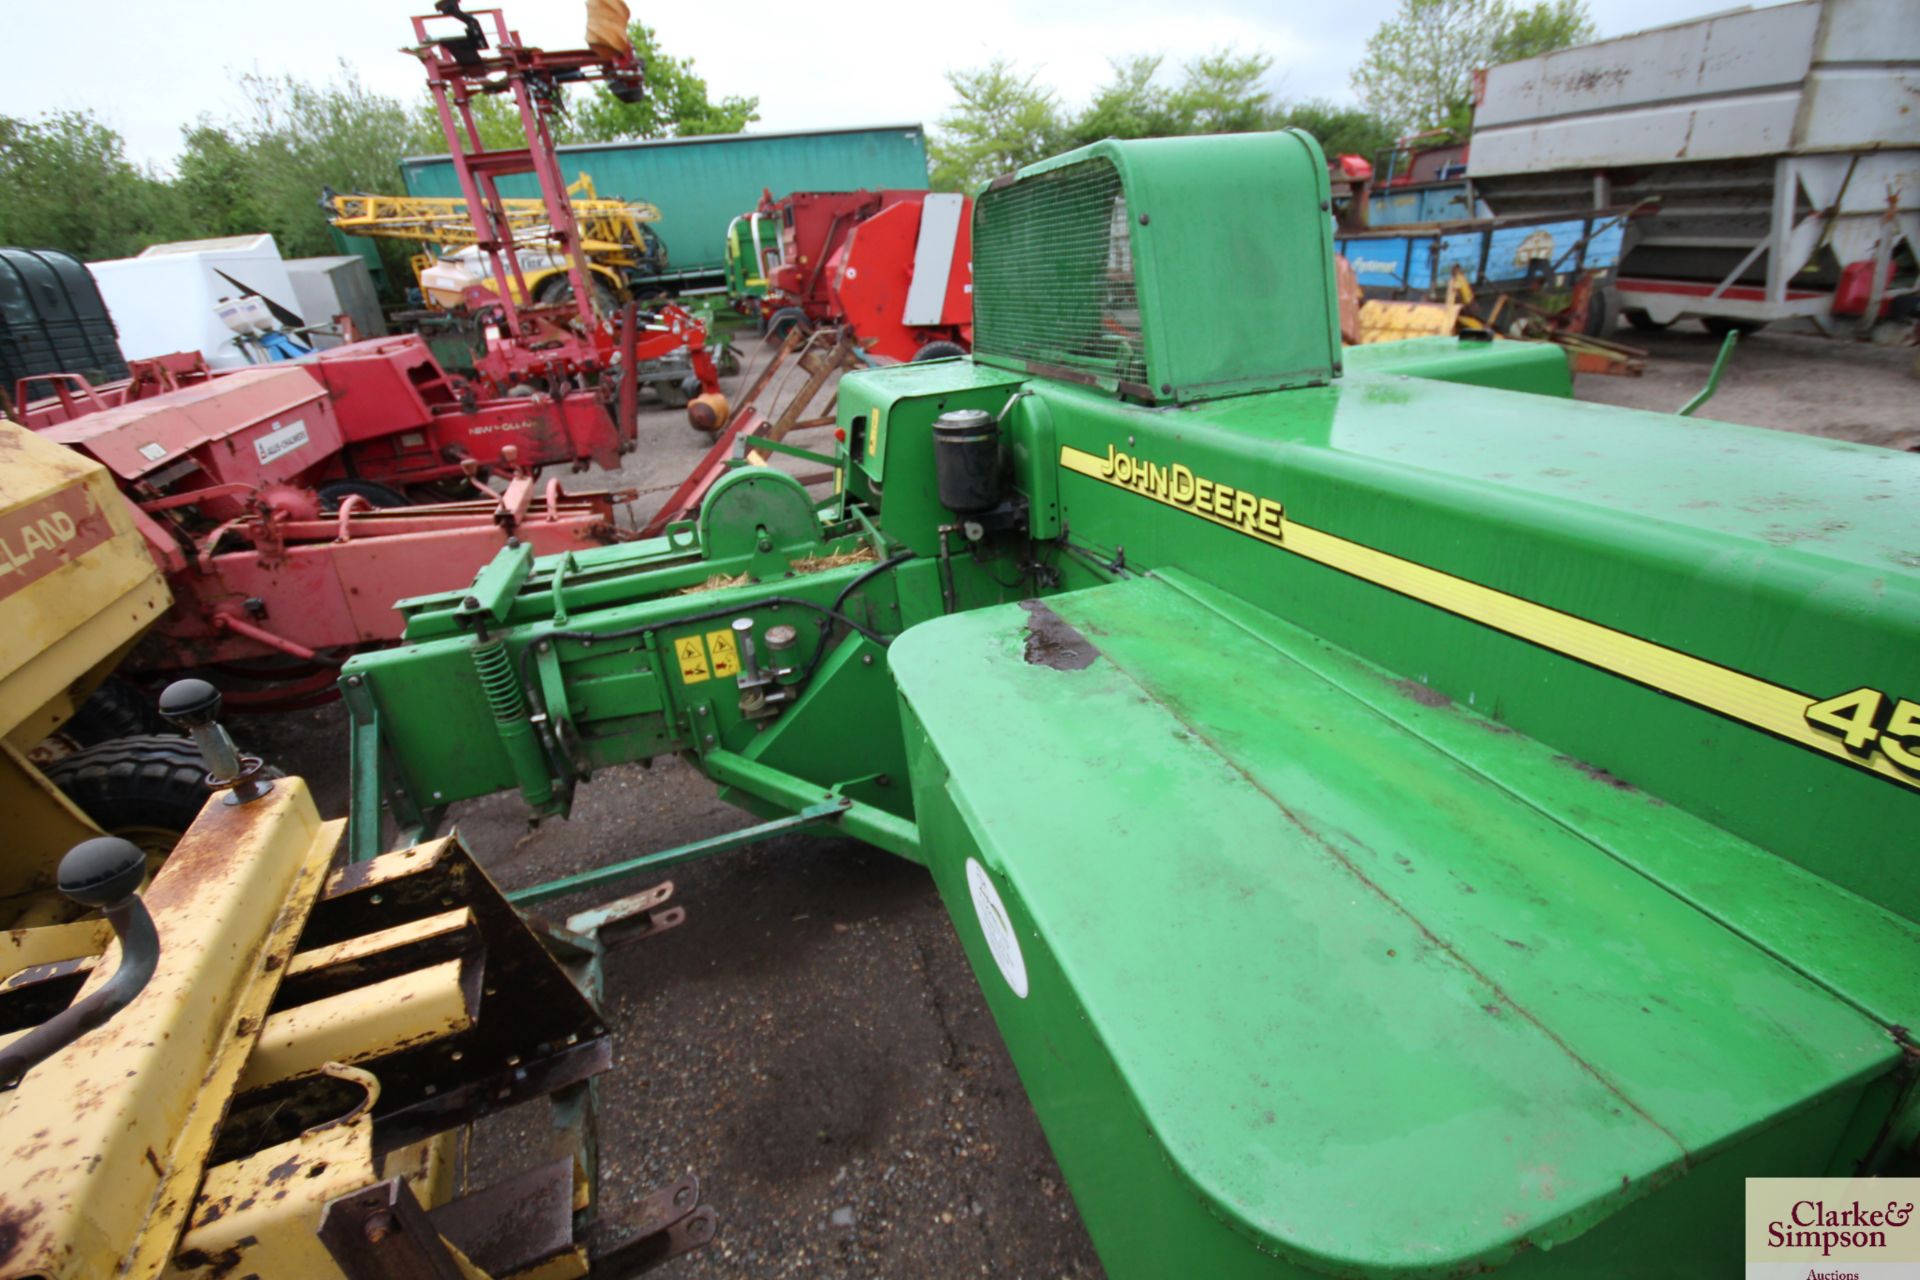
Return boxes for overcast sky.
[3,0,1790,171]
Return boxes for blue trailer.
[1338,208,1633,295]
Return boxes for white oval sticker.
[965,858,1028,999]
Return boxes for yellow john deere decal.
[1071,444,1288,545]
[1060,443,1919,792]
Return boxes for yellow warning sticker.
[707,628,741,678]
[673,635,711,684]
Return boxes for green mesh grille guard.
[971,158,1150,396]
[970,132,1342,404]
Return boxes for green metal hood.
[971,130,1341,405]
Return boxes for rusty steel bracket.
[585,1173,719,1277]
[526,880,687,1011]
[318,1177,468,1279]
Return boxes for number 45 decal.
[1805,688,1920,776]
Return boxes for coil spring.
[472,638,526,723]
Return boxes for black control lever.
[0,837,160,1088]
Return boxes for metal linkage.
[159,677,273,803]
[508,800,849,909]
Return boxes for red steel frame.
[124,465,631,672]
[409,4,719,400]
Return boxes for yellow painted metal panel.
[0,913,110,975]
[239,956,474,1090]
[0,423,168,743]
[168,1067,382,1279]
[284,906,473,979]
[1356,299,1461,343]
[0,786,339,1280]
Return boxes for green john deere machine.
[339,130,1920,1276]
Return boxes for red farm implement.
[20,353,633,704]
[408,2,727,427]
[23,331,637,497]
[741,188,972,364]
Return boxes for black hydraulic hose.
[831,550,915,617]
[0,897,160,1089]
[806,550,916,682]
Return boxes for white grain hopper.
[1469,0,1920,332]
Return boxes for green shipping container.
[398,125,930,293]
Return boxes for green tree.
[928,59,1065,191]
[570,22,760,142]
[175,123,266,238]
[410,91,538,154]
[957,48,1341,180]
[1352,0,1594,134]
[0,111,185,259]
[1166,49,1275,134]
[221,65,423,273]
[1493,0,1597,62]
[1062,49,1281,150]
[1275,99,1400,162]
[1064,55,1181,148]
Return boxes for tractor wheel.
[654,377,691,409]
[60,678,161,749]
[766,307,808,343]
[1702,316,1767,338]
[1582,288,1616,338]
[43,735,278,858]
[1620,308,1671,332]
[318,480,409,512]
[537,272,619,316]
[912,340,968,363]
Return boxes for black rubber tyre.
[61,678,161,748]
[44,735,214,855]
[536,271,619,316]
[1702,316,1768,338]
[318,480,409,512]
[766,306,808,343]
[1582,288,1615,338]
[912,340,968,362]
[1620,308,1671,332]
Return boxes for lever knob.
[158,678,223,729]
[58,836,147,909]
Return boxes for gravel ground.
[243,322,1915,1279]
[1576,321,1919,449]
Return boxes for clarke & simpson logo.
[1748,1179,1920,1279]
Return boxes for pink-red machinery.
[19,332,637,496]
[23,356,634,706]
[743,189,972,363]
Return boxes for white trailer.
[1469,0,1920,333]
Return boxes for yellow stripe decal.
[1059,444,1917,792]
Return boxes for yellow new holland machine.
[0,422,709,1278]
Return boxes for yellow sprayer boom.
[323,175,661,268]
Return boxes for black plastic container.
[0,247,129,392]
[931,408,1002,514]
